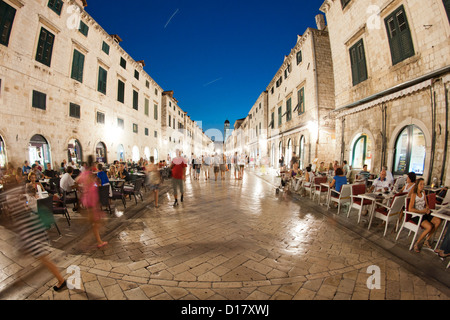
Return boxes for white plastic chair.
[368,193,407,237]
[396,197,425,251]
[327,184,351,215]
[347,184,373,224]
[436,190,450,209]
[312,176,329,204]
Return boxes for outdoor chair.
[52,194,71,227]
[347,183,373,224]
[312,176,328,204]
[368,192,407,237]
[396,197,426,251]
[37,196,61,236]
[124,178,144,205]
[98,185,112,215]
[327,184,352,215]
[111,180,127,208]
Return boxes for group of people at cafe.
[280,152,449,258]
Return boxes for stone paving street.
[0,168,449,301]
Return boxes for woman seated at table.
[409,178,442,253]
[107,165,118,180]
[96,163,110,186]
[400,172,416,197]
[27,172,45,196]
[329,167,347,198]
[288,162,301,191]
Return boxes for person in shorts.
[146,156,161,207]
[171,150,187,206]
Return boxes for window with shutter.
[296,51,302,65]
[35,27,55,67]
[117,80,125,103]
[385,6,414,65]
[120,57,127,69]
[133,90,139,110]
[47,0,63,15]
[71,49,85,83]
[145,98,149,116]
[298,88,305,115]
[286,98,292,122]
[97,67,107,94]
[69,103,80,119]
[278,107,282,127]
[0,1,16,47]
[154,104,158,120]
[96,112,105,124]
[79,21,89,37]
[349,39,368,86]
[117,118,124,129]
[32,90,46,110]
[102,41,110,55]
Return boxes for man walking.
[171,150,187,206]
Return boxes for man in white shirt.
[60,166,76,193]
[370,170,391,193]
[382,166,394,185]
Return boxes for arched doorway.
[0,135,7,169]
[144,147,151,161]
[68,139,82,166]
[393,125,426,176]
[278,141,283,167]
[132,146,140,162]
[96,142,107,164]
[271,143,276,168]
[117,144,125,162]
[286,139,292,168]
[351,133,373,171]
[29,134,52,170]
[154,148,159,162]
[299,136,306,169]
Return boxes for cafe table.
[360,192,395,222]
[431,205,450,251]
[424,186,441,194]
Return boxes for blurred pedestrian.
[145,156,161,208]
[170,150,187,206]
[76,155,108,248]
[2,183,66,291]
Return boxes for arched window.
[351,133,372,171]
[393,125,426,175]
[96,142,107,164]
[30,134,52,170]
[299,136,305,169]
[68,139,82,165]
[132,146,140,162]
[117,144,125,162]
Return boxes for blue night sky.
[85,0,326,137]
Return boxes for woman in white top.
[408,178,442,253]
[401,172,416,197]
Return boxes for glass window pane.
[409,126,426,174]
[394,128,409,174]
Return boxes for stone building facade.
[225,23,336,170]
[266,26,336,169]
[320,0,450,185]
[0,0,210,169]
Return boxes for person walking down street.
[220,154,227,180]
[2,182,67,291]
[213,153,220,181]
[76,155,108,249]
[145,156,161,208]
[233,152,239,180]
[171,150,187,206]
[238,153,246,180]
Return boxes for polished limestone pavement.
[0,168,449,301]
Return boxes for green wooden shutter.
[357,41,367,83]
[145,98,149,116]
[287,98,292,121]
[154,104,158,120]
[0,1,16,46]
[385,6,414,65]
[133,90,138,110]
[117,80,125,103]
[278,106,282,127]
[350,46,359,86]
[47,0,63,15]
[71,49,85,83]
[102,41,110,54]
[298,88,305,114]
[98,67,107,94]
[36,27,55,67]
[79,21,89,37]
